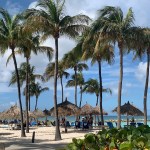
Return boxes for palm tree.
[93,6,136,128]
[7,34,53,133]
[0,8,26,137]
[82,78,112,106]
[29,82,49,110]
[9,62,45,133]
[131,28,150,125]
[24,0,90,140]
[66,73,85,108]
[44,61,70,103]
[82,39,114,125]
[63,51,89,106]
[9,63,44,109]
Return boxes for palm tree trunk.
[29,91,30,111]
[60,77,64,103]
[98,60,104,125]
[96,95,99,106]
[79,86,82,108]
[35,96,38,111]
[74,67,77,106]
[25,57,29,133]
[117,43,123,129]
[54,38,61,140]
[11,48,25,137]
[144,48,150,125]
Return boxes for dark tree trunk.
[74,67,77,106]
[11,48,25,137]
[29,92,30,111]
[54,38,61,140]
[35,96,38,111]
[96,95,99,106]
[117,42,123,129]
[144,48,150,125]
[60,77,64,103]
[25,57,29,133]
[79,86,82,108]
[98,60,104,125]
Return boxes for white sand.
[0,126,100,150]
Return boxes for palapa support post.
[32,131,35,143]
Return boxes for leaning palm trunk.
[54,38,61,140]
[117,43,123,129]
[12,48,25,137]
[79,86,82,108]
[143,48,150,125]
[74,67,77,106]
[35,96,38,111]
[98,60,104,125]
[60,77,64,103]
[96,95,99,106]
[25,57,29,133]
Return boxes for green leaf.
[119,141,132,150]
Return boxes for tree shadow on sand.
[1,136,68,150]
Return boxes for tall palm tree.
[93,6,136,128]
[24,0,90,140]
[63,51,89,106]
[44,61,70,103]
[131,28,150,125]
[29,82,49,110]
[0,8,26,137]
[66,73,85,108]
[82,34,114,125]
[7,34,53,133]
[82,78,112,106]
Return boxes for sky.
[0,0,150,115]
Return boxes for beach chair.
[83,121,89,129]
[130,122,136,127]
[106,122,114,129]
[75,121,80,129]
[137,122,144,127]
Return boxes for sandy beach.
[0,126,99,150]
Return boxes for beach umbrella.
[0,105,20,119]
[80,103,94,115]
[93,106,108,115]
[112,101,144,126]
[33,109,45,118]
[49,99,80,116]
[23,111,36,119]
[43,109,50,116]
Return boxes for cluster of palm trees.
[0,0,149,141]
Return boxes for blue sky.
[0,0,150,115]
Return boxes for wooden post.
[32,131,35,143]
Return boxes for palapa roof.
[80,103,94,115]
[43,109,51,116]
[49,99,80,116]
[33,109,45,118]
[93,106,108,115]
[112,101,144,116]
[0,105,20,119]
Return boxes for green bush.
[66,125,150,150]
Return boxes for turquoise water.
[39,115,150,127]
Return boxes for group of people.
[75,115,93,129]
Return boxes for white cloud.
[135,62,146,81]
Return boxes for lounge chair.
[137,122,144,127]
[107,122,114,129]
[130,122,136,127]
